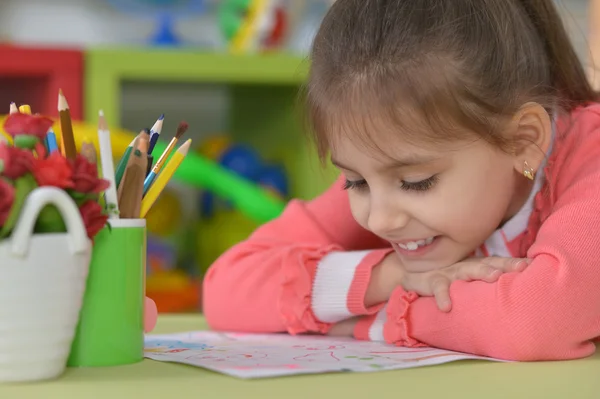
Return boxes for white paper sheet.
[144,332,504,379]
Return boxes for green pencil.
[115,129,149,187]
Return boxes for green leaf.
[106,202,120,218]
[67,189,99,206]
[68,189,87,201]
[34,204,67,234]
[14,135,39,150]
[0,174,38,239]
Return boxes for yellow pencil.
[18,104,31,114]
[140,139,191,218]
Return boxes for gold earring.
[523,161,535,181]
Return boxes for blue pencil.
[45,129,59,153]
[143,121,188,195]
[148,114,164,155]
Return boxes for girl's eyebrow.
[331,155,440,172]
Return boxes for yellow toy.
[146,189,183,238]
[218,0,289,54]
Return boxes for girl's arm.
[202,177,394,334]
[360,122,600,361]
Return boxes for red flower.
[79,200,108,239]
[0,142,35,179]
[31,151,74,189]
[0,179,15,227]
[3,113,54,141]
[71,155,110,194]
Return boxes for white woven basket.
[0,187,91,382]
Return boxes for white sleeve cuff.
[367,305,387,342]
[311,250,370,323]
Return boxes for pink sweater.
[203,104,600,361]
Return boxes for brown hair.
[305,0,597,160]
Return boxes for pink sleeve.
[203,177,389,335]
[381,118,600,361]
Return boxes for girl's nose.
[367,201,410,238]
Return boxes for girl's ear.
[508,102,553,177]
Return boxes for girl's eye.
[400,175,438,192]
[343,175,438,192]
[343,179,368,191]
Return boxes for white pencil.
[98,110,120,219]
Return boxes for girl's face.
[331,133,525,272]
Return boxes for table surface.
[1,314,599,398]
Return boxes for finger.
[481,257,531,273]
[455,263,502,283]
[431,275,452,312]
[327,318,359,337]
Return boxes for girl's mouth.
[392,236,439,256]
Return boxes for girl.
[203,0,600,361]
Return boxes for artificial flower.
[31,151,74,189]
[79,200,108,240]
[0,179,15,227]
[3,113,54,141]
[71,155,110,194]
[0,142,35,180]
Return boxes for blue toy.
[198,142,289,218]
[258,164,289,199]
[104,0,206,46]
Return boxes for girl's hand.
[401,257,530,312]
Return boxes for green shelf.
[85,48,310,125]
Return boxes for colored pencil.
[97,110,120,219]
[148,114,164,155]
[18,104,31,114]
[58,89,77,160]
[115,129,149,187]
[140,139,191,218]
[81,136,97,164]
[45,129,59,153]
[9,102,18,114]
[143,121,188,194]
[118,134,149,219]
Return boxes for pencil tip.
[59,88,64,96]
[159,114,165,120]
[178,139,192,154]
[99,109,104,117]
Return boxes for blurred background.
[0,0,594,314]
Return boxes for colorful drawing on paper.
[144,332,505,379]
[145,339,213,353]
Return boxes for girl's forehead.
[326,112,467,158]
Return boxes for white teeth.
[397,237,435,251]
[405,242,419,250]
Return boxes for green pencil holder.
[68,219,146,367]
